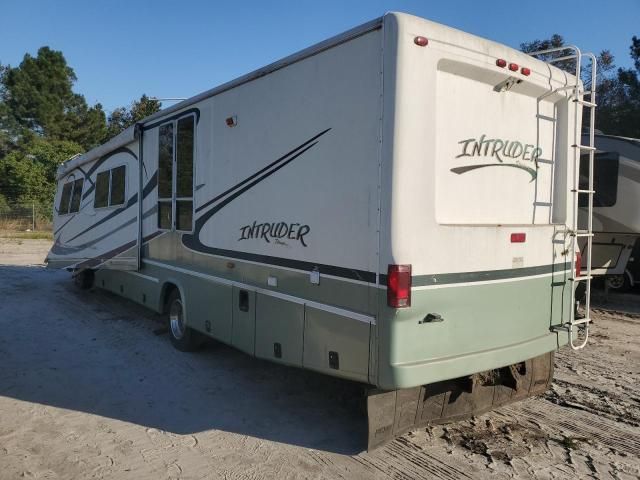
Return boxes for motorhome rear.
[47,12,595,449]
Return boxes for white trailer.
[47,12,596,449]
[579,134,640,290]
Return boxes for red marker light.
[508,63,519,72]
[414,36,428,47]
[496,58,507,68]
[521,67,531,76]
[511,233,526,243]
[387,264,412,308]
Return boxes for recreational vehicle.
[579,134,640,291]
[47,12,597,449]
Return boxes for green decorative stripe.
[380,262,571,287]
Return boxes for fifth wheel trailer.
[46,12,596,449]
[579,134,640,291]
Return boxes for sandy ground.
[0,238,639,480]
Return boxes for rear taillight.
[575,251,582,278]
[387,264,411,308]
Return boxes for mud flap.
[367,351,554,450]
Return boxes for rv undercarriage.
[366,351,554,450]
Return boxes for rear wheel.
[73,269,94,290]
[166,289,200,352]
[606,272,632,292]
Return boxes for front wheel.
[166,289,200,352]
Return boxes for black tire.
[606,272,632,292]
[165,289,200,352]
[74,269,94,290]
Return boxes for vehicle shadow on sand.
[0,265,367,455]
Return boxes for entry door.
[157,115,196,232]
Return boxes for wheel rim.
[607,275,625,289]
[169,298,186,340]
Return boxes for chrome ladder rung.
[571,275,593,281]
[572,144,596,151]
[548,54,577,63]
[573,99,597,107]
[536,114,556,122]
[571,232,594,237]
[571,189,595,194]
[571,317,591,326]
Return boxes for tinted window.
[158,201,172,229]
[176,116,194,198]
[158,124,173,199]
[176,200,193,231]
[580,152,619,208]
[59,182,73,215]
[94,171,110,208]
[69,178,84,213]
[110,165,126,206]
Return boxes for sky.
[1,0,638,114]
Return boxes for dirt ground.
[0,238,639,480]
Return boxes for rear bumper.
[375,273,572,390]
[377,331,561,390]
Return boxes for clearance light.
[414,36,428,47]
[496,58,507,68]
[510,233,526,243]
[521,67,531,76]
[387,264,411,308]
[576,251,582,278]
[508,63,519,72]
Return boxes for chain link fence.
[0,202,53,232]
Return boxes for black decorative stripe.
[379,262,572,287]
[73,231,162,271]
[81,147,139,200]
[186,245,376,282]
[195,128,331,213]
[50,205,158,255]
[74,240,136,270]
[142,107,201,131]
[53,215,75,236]
[180,128,370,281]
[66,171,157,243]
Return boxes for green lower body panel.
[92,256,571,394]
[376,273,571,390]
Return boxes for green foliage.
[105,94,161,141]
[1,47,106,150]
[521,34,639,137]
[0,136,83,213]
[597,36,640,138]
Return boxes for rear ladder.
[529,46,597,349]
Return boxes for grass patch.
[0,231,53,240]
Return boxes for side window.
[110,165,126,206]
[58,182,73,215]
[176,116,194,231]
[69,179,84,213]
[158,123,173,229]
[580,152,619,208]
[157,116,195,231]
[94,166,127,209]
[94,171,110,208]
[58,178,85,215]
